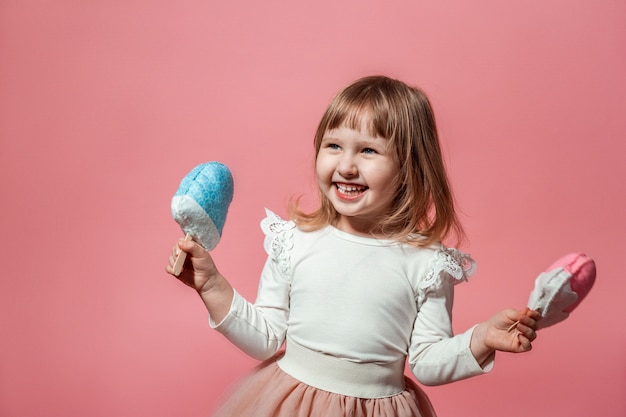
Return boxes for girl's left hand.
[471,308,541,365]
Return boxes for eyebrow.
[321,135,391,153]
[322,131,387,142]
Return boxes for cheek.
[368,164,398,187]
[314,161,326,188]
[378,173,402,203]
[315,155,331,180]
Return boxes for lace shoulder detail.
[260,208,296,277]
[418,248,477,304]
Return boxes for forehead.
[323,122,386,144]
[327,107,389,140]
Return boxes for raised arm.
[166,237,234,324]
[166,237,290,360]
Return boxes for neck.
[334,217,389,239]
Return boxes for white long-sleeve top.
[212,210,493,391]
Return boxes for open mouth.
[335,183,368,199]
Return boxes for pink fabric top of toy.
[546,253,596,313]
[527,252,596,329]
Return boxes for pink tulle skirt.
[212,357,437,417]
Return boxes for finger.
[517,323,537,342]
[517,334,533,352]
[518,313,540,331]
[181,241,213,265]
[169,244,182,265]
[178,237,202,255]
[167,239,190,276]
[172,247,188,276]
[165,263,177,275]
[171,243,183,261]
[506,320,520,332]
[525,308,542,321]
[166,251,176,270]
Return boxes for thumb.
[177,236,205,256]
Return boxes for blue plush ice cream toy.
[171,162,234,275]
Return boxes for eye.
[362,147,377,155]
[328,143,341,150]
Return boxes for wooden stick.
[172,233,192,276]
[507,320,520,332]
[508,307,542,332]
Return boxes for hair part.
[290,75,465,247]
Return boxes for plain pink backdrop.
[1,1,624,416]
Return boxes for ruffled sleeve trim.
[260,208,296,278]
[418,248,477,305]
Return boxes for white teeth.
[336,184,367,194]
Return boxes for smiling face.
[316,121,400,236]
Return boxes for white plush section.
[528,267,578,329]
[171,195,220,250]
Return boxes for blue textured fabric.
[174,162,234,235]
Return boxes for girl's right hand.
[166,238,235,323]
[166,237,219,293]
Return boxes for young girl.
[166,75,540,417]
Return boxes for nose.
[337,154,357,178]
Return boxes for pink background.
[1,1,625,416]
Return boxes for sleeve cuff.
[463,325,495,374]
[208,289,240,329]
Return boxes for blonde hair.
[290,75,465,247]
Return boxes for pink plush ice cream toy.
[523,252,596,330]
